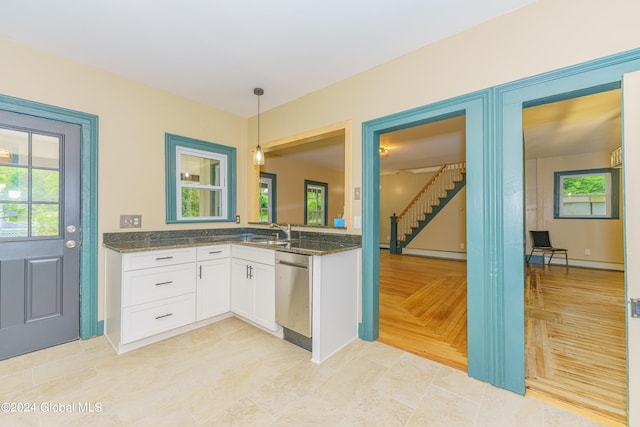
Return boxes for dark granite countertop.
[103,228,361,256]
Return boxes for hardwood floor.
[378,252,627,425]
[525,263,627,425]
[378,251,468,371]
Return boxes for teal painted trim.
[96,320,104,336]
[361,90,489,380]
[165,133,237,223]
[553,168,620,219]
[0,94,100,340]
[496,48,640,393]
[522,82,621,109]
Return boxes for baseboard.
[402,248,467,261]
[527,254,623,271]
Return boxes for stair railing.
[390,162,466,253]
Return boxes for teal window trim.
[553,168,620,219]
[0,94,99,339]
[165,133,236,223]
[259,172,277,223]
[304,179,328,226]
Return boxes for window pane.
[32,204,59,236]
[0,202,28,237]
[562,175,606,195]
[32,169,60,202]
[181,188,221,217]
[0,128,28,165]
[180,154,220,186]
[32,134,60,169]
[0,166,28,201]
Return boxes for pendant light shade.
[253,87,265,166]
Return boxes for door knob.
[66,240,77,248]
[66,225,77,233]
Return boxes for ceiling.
[0,0,536,117]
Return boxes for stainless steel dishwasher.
[275,251,312,351]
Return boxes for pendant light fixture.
[253,87,265,166]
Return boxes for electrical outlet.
[120,214,142,228]
[236,215,240,224]
[460,243,465,249]
[585,248,591,256]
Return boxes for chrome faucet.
[270,223,291,241]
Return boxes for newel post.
[389,213,398,254]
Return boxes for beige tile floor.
[0,317,608,426]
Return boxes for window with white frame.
[165,133,236,223]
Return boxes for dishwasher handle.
[276,259,309,270]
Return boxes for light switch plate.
[120,214,142,228]
[354,187,361,200]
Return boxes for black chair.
[526,230,568,266]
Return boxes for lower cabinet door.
[252,263,277,331]
[230,259,253,320]
[121,293,196,344]
[197,258,231,320]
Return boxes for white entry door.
[623,70,640,427]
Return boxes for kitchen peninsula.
[103,228,361,364]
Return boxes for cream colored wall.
[407,188,466,253]
[525,152,624,264]
[249,0,640,234]
[379,172,432,243]
[0,38,247,320]
[262,155,345,225]
[2,0,640,321]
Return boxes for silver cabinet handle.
[155,281,173,286]
[155,313,173,320]
[209,250,222,254]
[155,256,173,261]
[199,265,202,279]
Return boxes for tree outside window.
[554,168,619,219]
[304,180,327,226]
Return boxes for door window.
[0,128,61,239]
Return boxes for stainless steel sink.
[249,239,291,246]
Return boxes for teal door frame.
[0,94,100,339]
[362,91,491,384]
[362,48,640,395]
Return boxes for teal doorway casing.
[0,94,100,340]
[361,48,640,396]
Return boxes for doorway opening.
[522,88,627,424]
[377,115,468,371]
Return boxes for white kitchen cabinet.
[196,245,230,320]
[230,245,277,331]
[105,247,197,354]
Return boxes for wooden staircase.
[390,162,466,254]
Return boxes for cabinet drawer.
[232,245,275,266]
[121,293,196,344]
[123,247,196,271]
[197,244,230,261]
[122,263,196,307]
